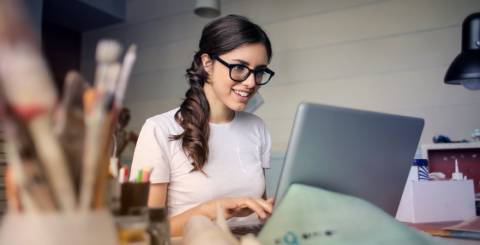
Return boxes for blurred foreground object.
[183,205,262,245]
[1,210,117,245]
[0,0,75,212]
[0,0,137,244]
[257,184,445,245]
[0,0,137,211]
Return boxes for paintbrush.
[54,71,88,198]
[0,96,58,212]
[4,166,22,212]
[91,108,116,208]
[92,43,137,208]
[80,40,122,210]
[0,46,76,211]
[94,39,123,95]
[0,0,76,211]
[114,44,137,109]
[0,0,39,48]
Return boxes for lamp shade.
[444,13,480,90]
[194,0,220,18]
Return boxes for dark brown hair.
[171,15,272,171]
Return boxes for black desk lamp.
[444,13,480,90]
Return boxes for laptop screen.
[273,102,424,216]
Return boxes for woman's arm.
[148,183,273,236]
[149,183,188,236]
[148,183,209,236]
[148,183,168,207]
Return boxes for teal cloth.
[258,184,446,245]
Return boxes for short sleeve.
[130,119,171,183]
[260,121,271,169]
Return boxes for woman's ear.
[200,53,213,74]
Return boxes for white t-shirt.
[130,108,271,216]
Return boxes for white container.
[396,180,476,223]
[0,210,118,245]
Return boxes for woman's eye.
[255,72,265,79]
[232,65,247,72]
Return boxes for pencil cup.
[148,207,170,245]
[120,182,150,215]
[116,212,150,245]
[115,207,171,245]
[0,209,118,245]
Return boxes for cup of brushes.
[0,0,138,244]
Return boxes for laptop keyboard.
[230,223,264,236]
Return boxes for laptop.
[231,102,424,235]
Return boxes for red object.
[12,106,48,121]
[427,147,480,192]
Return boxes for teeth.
[233,89,250,97]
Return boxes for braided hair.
[171,15,272,171]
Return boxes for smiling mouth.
[232,89,251,98]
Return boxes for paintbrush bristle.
[95,40,122,64]
[114,43,138,108]
[127,44,137,55]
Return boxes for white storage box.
[396,180,476,223]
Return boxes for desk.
[442,238,480,245]
[408,221,480,245]
[171,236,477,245]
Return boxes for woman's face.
[202,43,269,112]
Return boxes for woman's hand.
[200,197,274,221]
[169,197,274,236]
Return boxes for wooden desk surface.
[406,221,480,245]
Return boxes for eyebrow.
[232,59,268,69]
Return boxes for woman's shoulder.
[143,107,181,132]
[235,111,266,127]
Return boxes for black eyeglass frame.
[210,54,275,85]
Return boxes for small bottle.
[451,159,464,181]
[472,128,480,141]
[412,159,429,181]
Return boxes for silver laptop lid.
[274,102,424,216]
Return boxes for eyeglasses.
[211,54,275,86]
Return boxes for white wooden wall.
[81,0,480,155]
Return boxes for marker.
[141,166,152,183]
[135,169,143,183]
[118,165,128,183]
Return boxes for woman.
[130,15,275,236]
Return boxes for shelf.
[420,142,480,157]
